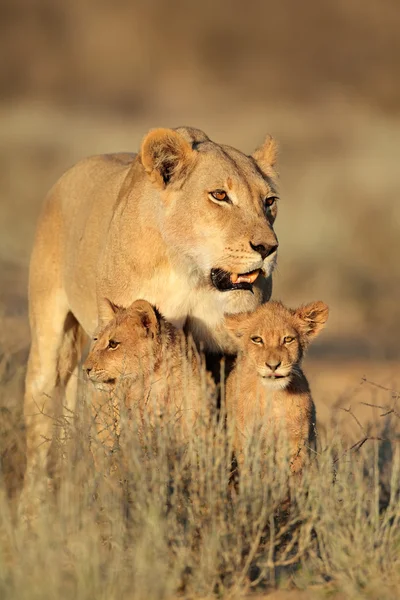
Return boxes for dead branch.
[359,401,400,420]
[339,405,366,434]
[361,377,400,400]
[333,435,399,465]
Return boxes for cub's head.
[226,300,329,389]
[83,299,166,389]
[139,126,279,307]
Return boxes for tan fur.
[252,134,278,176]
[22,126,279,507]
[225,300,329,474]
[83,299,216,458]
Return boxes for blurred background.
[0,0,399,431]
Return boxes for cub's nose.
[84,365,92,376]
[250,241,278,260]
[265,361,281,372]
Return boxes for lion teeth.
[230,269,260,285]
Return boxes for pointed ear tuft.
[140,128,194,188]
[98,298,123,327]
[252,134,278,176]
[130,299,160,338]
[295,301,329,341]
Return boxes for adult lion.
[23,126,279,505]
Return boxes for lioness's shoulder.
[52,153,140,205]
[59,152,137,181]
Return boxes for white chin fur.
[260,376,291,391]
[262,252,278,278]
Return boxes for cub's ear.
[252,134,278,176]
[224,312,252,344]
[130,299,160,338]
[98,297,123,327]
[295,301,329,341]
[140,128,194,188]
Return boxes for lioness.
[23,126,279,503]
[83,298,216,454]
[225,300,329,474]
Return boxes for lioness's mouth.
[210,268,261,292]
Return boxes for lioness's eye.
[93,337,98,342]
[283,336,295,344]
[210,190,230,203]
[265,196,278,208]
[108,340,120,349]
[251,336,263,345]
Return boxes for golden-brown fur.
[22,126,279,506]
[83,299,216,455]
[225,300,329,474]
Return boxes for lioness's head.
[139,126,279,296]
[84,299,170,389]
[226,301,329,389]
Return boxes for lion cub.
[83,298,215,451]
[225,300,329,474]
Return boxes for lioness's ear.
[98,298,122,327]
[174,126,210,149]
[140,128,194,188]
[295,301,329,341]
[130,299,160,338]
[252,134,278,176]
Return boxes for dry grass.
[0,353,399,600]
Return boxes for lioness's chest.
[136,269,225,329]
[133,268,260,352]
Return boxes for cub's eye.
[93,337,98,342]
[210,190,230,203]
[107,340,119,350]
[283,336,295,344]
[251,336,264,345]
[264,196,278,208]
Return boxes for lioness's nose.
[250,241,278,260]
[265,361,281,372]
[84,365,92,376]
